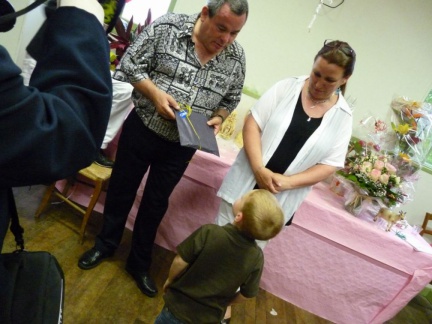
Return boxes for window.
[422,89,432,173]
[121,0,172,25]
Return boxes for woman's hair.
[207,0,249,19]
[314,40,356,95]
[238,190,284,241]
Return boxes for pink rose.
[374,160,385,170]
[385,163,397,174]
[361,161,373,173]
[370,169,381,181]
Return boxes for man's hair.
[238,190,284,241]
[207,0,249,18]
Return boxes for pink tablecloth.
[261,182,432,324]
[56,140,432,324]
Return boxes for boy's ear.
[234,212,243,223]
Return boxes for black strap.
[0,0,47,24]
[7,189,24,251]
[101,0,126,34]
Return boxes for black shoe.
[126,265,158,297]
[95,150,114,168]
[78,247,112,270]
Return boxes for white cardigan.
[217,76,353,223]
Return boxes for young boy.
[155,189,284,324]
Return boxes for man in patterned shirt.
[79,0,249,298]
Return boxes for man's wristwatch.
[210,113,225,123]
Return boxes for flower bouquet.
[334,95,432,223]
[336,139,412,218]
[390,96,432,166]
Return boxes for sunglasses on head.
[324,39,355,57]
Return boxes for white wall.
[0,0,27,62]
[174,0,432,226]
[0,0,45,66]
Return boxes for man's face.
[197,4,247,56]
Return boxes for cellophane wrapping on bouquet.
[334,95,432,222]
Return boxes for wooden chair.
[420,212,432,236]
[35,162,112,243]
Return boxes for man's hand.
[153,90,179,120]
[132,79,179,120]
[207,116,224,135]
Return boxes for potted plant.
[108,8,151,68]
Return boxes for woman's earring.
[335,88,341,95]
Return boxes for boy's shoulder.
[200,223,233,234]
[200,223,256,246]
[200,223,222,230]
[196,223,227,238]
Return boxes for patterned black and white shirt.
[113,12,246,142]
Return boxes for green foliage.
[108,9,152,67]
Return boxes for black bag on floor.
[0,189,64,324]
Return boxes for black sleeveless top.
[265,92,322,173]
[254,92,323,225]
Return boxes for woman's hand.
[272,173,291,191]
[254,167,281,194]
[271,164,337,191]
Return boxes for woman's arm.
[243,114,281,193]
[273,164,337,191]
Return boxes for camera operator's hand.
[58,0,104,25]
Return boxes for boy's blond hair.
[238,190,284,241]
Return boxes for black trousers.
[95,109,196,272]
[0,191,9,251]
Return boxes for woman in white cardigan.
[217,40,357,236]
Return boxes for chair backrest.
[421,212,432,236]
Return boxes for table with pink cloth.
[261,182,432,324]
[56,139,432,324]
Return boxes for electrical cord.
[322,0,344,9]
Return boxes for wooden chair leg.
[420,212,432,236]
[35,183,57,217]
[61,177,75,196]
[79,180,104,243]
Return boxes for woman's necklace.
[305,89,334,122]
[307,89,332,109]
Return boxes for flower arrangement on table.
[336,139,414,216]
[333,95,432,221]
[390,96,432,166]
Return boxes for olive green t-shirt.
[163,224,263,323]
